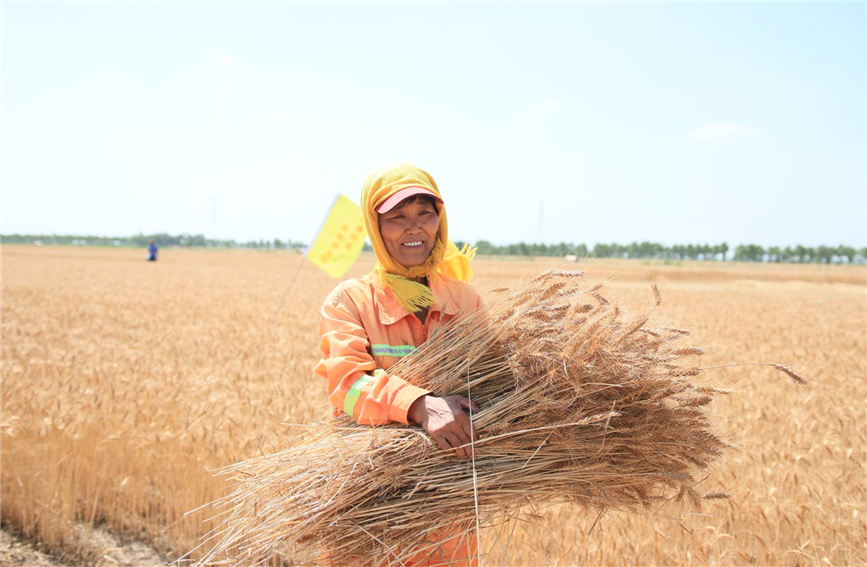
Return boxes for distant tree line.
[730,243,864,264]
[3,233,865,264]
[0,233,307,250]
[456,240,867,264]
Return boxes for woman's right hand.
[408,395,480,459]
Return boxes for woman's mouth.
[402,241,424,249]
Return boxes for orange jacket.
[315,272,484,425]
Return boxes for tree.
[793,244,811,263]
[816,245,834,264]
[836,245,856,264]
[734,244,765,262]
[592,243,617,258]
[475,240,495,255]
[767,246,782,263]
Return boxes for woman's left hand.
[408,395,480,459]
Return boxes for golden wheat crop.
[1,245,865,565]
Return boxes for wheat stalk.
[192,270,737,566]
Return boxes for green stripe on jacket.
[370,343,416,358]
[343,374,376,417]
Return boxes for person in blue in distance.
[146,240,158,262]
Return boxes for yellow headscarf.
[361,163,476,312]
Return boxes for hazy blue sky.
[3,2,865,249]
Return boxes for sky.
[2,1,865,249]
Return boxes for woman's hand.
[408,395,480,459]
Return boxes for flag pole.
[272,254,306,324]
[272,194,341,324]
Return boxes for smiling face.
[378,196,440,270]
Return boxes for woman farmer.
[314,162,483,566]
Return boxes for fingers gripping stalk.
[408,394,480,459]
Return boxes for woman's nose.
[405,216,422,232]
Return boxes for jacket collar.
[371,273,461,325]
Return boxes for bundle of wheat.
[192,269,803,566]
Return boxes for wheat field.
[1,245,865,566]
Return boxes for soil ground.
[0,527,168,567]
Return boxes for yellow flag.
[306,194,366,278]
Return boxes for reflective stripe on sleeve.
[370,344,416,358]
[343,374,376,417]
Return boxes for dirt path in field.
[0,528,169,566]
